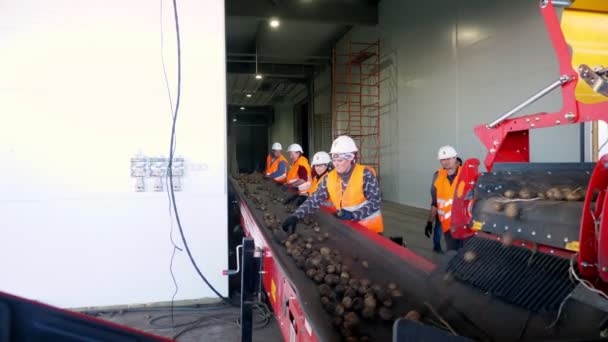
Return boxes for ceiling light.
[233,118,237,122]
[269,18,280,29]
[255,74,263,80]
[246,94,252,98]
[240,106,245,110]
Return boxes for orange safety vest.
[286,156,312,195]
[326,164,384,233]
[265,154,287,183]
[310,173,334,208]
[434,167,461,233]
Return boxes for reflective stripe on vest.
[434,167,461,233]
[265,154,287,183]
[326,164,384,233]
[286,156,312,195]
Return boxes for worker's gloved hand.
[283,194,299,205]
[282,216,299,233]
[280,184,290,192]
[424,221,433,238]
[335,209,355,221]
[295,195,307,206]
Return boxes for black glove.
[424,221,433,238]
[295,195,307,206]
[335,209,355,220]
[283,194,299,205]
[280,184,290,192]
[282,216,299,233]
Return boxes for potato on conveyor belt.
[504,190,516,198]
[546,187,564,201]
[566,188,585,201]
[504,202,519,219]
[519,188,533,199]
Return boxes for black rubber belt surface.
[446,236,575,312]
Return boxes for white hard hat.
[329,136,358,154]
[271,142,282,151]
[311,151,331,166]
[287,143,303,153]
[437,145,458,160]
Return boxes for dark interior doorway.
[294,100,310,157]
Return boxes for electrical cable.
[423,302,457,336]
[548,255,608,329]
[172,316,240,339]
[160,0,183,325]
[569,255,608,300]
[149,312,237,329]
[165,0,230,304]
[167,303,272,339]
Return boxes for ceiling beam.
[226,62,315,80]
[226,0,378,25]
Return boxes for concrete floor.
[381,201,444,264]
[94,305,283,341]
[97,202,436,342]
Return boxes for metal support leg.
[240,237,256,342]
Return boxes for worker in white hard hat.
[425,145,463,252]
[282,143,312,197]
[309,151,334,209]
[264,142,288,183]
[282,136,383,234]
[285,151,333,206]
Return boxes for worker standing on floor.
[264,142,288,183]
[429,155,464,253]
[282,136,383,234]
[425,145,463,252]
[282,143,312,196]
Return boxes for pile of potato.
[283,232,407,341]
[501,187,585,201]
[490,186,586,219]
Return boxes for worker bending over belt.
[282,136,384,234]
[424,145,463,251]
[309,151,334,209]
[264,142,288,183]
[282,143,312,200]
[285,150,333,206]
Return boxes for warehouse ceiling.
[225,0,379,107]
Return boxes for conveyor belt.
[231,177,608,341]
[230,178,435,341]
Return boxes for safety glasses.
[331,153,355,162]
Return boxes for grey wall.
[323,0,581,208]
[312,67,333,154]
[269,101,295,151]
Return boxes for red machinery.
[450,0,608,314]
[0,291,171,341]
